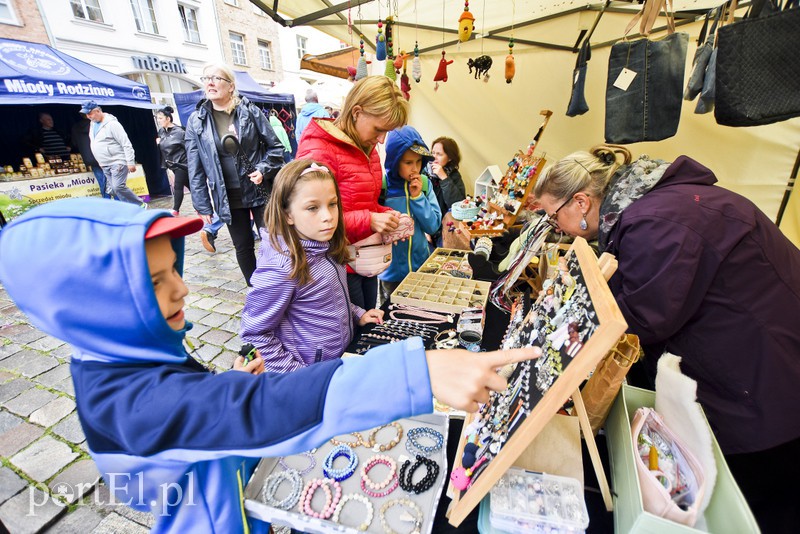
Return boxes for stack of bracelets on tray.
[257,423,444,531]
[353,319,440,354]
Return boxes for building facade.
[37,0,226,117]
[213,0,283,87]
[0,0,49,44]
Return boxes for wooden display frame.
[447,237,628,526]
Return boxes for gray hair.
[305,88,319,103]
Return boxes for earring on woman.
[580,214,588,231]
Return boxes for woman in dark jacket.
[429,136,467,214]
[156,106,189,215]
[185,63,285,285]
[535,144,800,533]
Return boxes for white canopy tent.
[253,0,800,243]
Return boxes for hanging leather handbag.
[715,0,800,126]
[605,0,689,143]
[566,39,591,117]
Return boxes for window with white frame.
[130,0,158,34]
[0,0,18,24]
[70,0,104,23]
[296,35,308,59]
[178,4,200,43]
[224,0,238,6]
[229,32,247,65]
[258,40,273,70]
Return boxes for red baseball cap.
[145,215,204,240]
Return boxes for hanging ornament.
[458,1,475,42]
[375,20,387,61]
[433,50,453,91]
[399,52,411,100]
[412,42,422,83]
[356,38,368,81]
[467,55,492,82]
[505,38,516,84]
[384,19,396,80]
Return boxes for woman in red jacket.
[296,76,407,310]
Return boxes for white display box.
[244,413,449,534]
[474,165,502,200]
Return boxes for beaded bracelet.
[398,455,440,494]
[332,493,374,532]
[323,444,359,481]
[405,426,444,457]
[278,450,316,476]
[330,432,364,448]
[299,477,341,520]
[360,454,399,498]
[364,422,403,452]
[262,468,302,510]
[380,497,423,534]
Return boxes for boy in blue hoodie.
[379,126,443,301]
[0,198,537,533]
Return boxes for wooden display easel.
[447,238,627,526]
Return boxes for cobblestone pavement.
[0,197,252,533]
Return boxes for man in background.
[81,100,145,207]
[71,116,110,199]
[294,88,329,141]
[24,112,71,159]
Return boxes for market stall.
[0,37,166,219]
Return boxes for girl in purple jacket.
[240,159,384,372]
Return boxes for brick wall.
[214,0,283,86]
[1,0,50,44]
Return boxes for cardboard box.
[606,385,759,533]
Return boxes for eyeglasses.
[547,196,574,230]
[200,75,231,84]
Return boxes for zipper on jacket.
[326,252,354,341]
[315,347,323,363]
[404,181,413,274]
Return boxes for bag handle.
[622,0,676,39]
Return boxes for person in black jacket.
[156,106,189,215]
[185,63,285,285]
[429,136,466,246]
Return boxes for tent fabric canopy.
[173,70,294,125]
[0,37,153,108]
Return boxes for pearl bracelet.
[405,426,444,457]
[380,498,423,534]
[330,432,364,448]
[360,454,399,498]
[323,444,359,481]
[262,468,302,510]
[278,450,316,476]
[332,493,373,532]
[364,422,403,452]
[299,477,341,520]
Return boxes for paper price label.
[613,68,637,91]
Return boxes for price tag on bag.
[613,68,637,91]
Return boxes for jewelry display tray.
[391,272,492,314]
[417,248,473,278]
[244,413,449,534]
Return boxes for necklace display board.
[447,236,628,526]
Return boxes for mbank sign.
[131,55,188,75]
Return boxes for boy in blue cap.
[0,198,537,533]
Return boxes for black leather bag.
[715,0,800,126]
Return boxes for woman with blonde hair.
[186,62,285,285]
[296,76,409,310]
[535,144,800,532]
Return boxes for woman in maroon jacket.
[296,76,406,310]
[535,144,800,533]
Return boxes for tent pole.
[775,147,800,227]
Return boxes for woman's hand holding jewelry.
[425,347,541,413]
[371,211,400,234]
[358,308,385,326]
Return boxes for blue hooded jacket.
[0,198,434,533]
[380,126,442,282]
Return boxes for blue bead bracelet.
[322,444,359,481]
[405,426,444,457]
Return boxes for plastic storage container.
[488,467,589,533]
